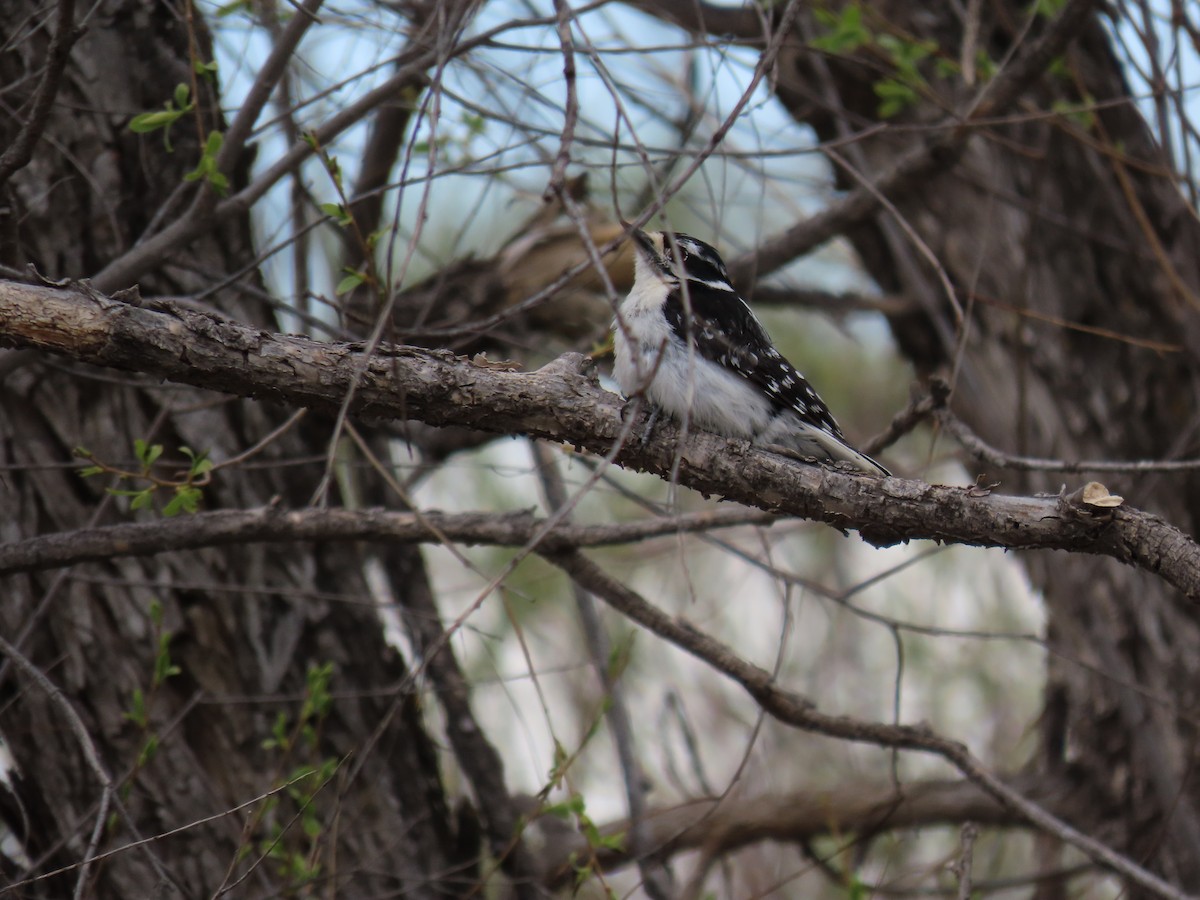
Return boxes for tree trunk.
[774,2,1200,891]
[0,2,465,896]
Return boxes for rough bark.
[0,2,467,896]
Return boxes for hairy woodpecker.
[613,229,889,476]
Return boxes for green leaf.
[1033,0,1068,17]
[135,439,163,469]
[933,57,960,79]
[875,79,919,117]
[462,112,486,135]
[173,83,191,110]
[321,202,353,227]
[263,710,290,751]
[137,734,160,767]
[302,662,334,720]
[164,486,202,517]
[184,133,228,194]
[124,688,148,727]
[78,465,105,478]
[129,110,184,134]
[975,50,997,80]
[810,3,868,54]
[203,129,224,156]
[323,155,342,186]
[1052,98,1096,129]
[1047,55,1070,80]
[130,489,155,511]
[336,271,365,295]
[597,830,626,851]
[179,447,213,479]
[154,632,179,685]
[216,0,251,15]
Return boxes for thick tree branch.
[2,279,1199,599]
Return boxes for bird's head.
[630,229,732,290]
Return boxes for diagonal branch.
[543,549,1190,900]
[2,279,1200,599]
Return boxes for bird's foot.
[621,397,662,446]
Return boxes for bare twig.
[0,506,770,575]
[950,822,979,900]
[543,0,578,202]
[860,380,950,457]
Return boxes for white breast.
[614,276,774,440]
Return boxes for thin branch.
[951,822,979,900]
[939,409,1200,473]
[3,771,318,896]
[860,380,950,457]
[0,506,772,576]
[543,0,578,202]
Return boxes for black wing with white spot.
[662,279,847,438]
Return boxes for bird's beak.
[630,228,671,277]
[631,228,657,258]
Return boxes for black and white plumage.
[613,229,889,476]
